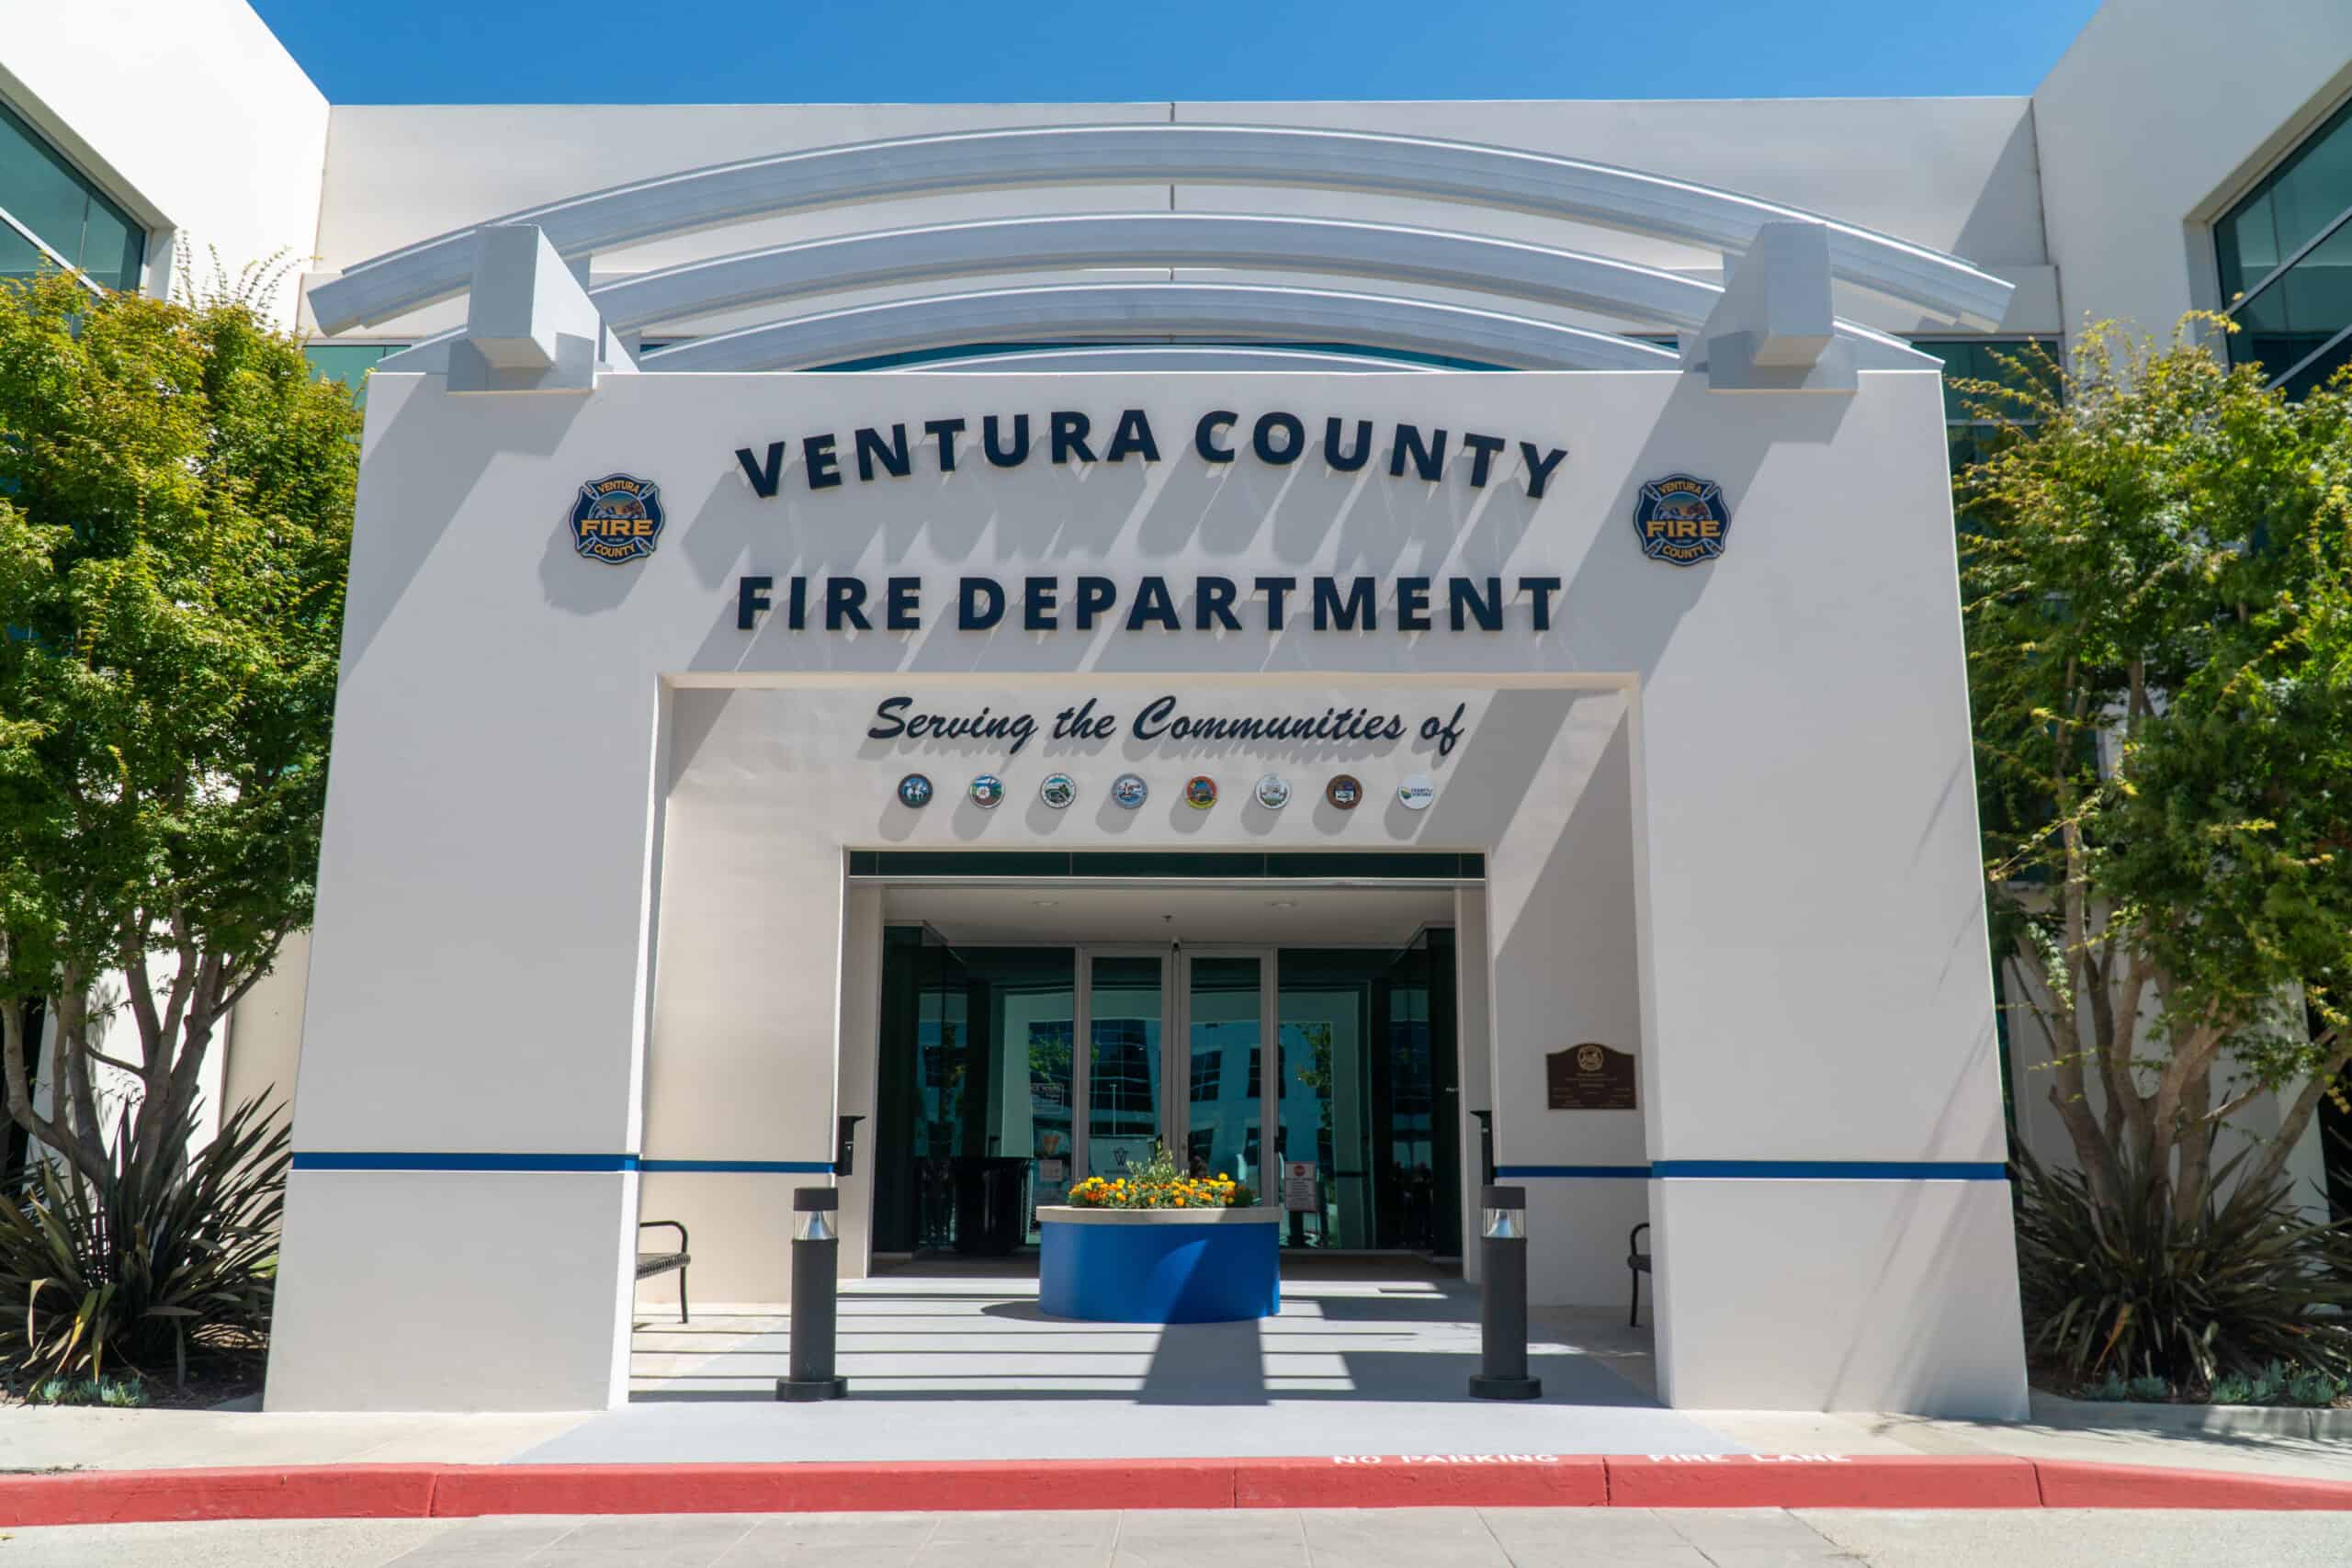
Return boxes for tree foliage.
[0,262,358,1191]
[1960,318,2352,1210]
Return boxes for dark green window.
[1910,339,2060,476]
[2215,96,2352,397]
[303,344,407,409]
[0,97,144,292]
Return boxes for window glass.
[2216,96,2352,390]
[304,344,407,410]
[1910,339,2059,423]
[0,97,144,290]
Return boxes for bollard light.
[776,1187,849,1402]
[1468,1183,1542,1400]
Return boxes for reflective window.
[1910,339,2060,476]
[0,97,144,291]
[303,344,407,410]
[2216,96,2352,396]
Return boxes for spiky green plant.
[0,1097,286,1385]
[2013,1143,2352,1390]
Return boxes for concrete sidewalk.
[2,1276,2346,1484]
[5,1508,2352,1568]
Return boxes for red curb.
[5,1455,2351,1527]
[1235,1455,1605,1508]
[431,1459,1236,1517]
[0,1464,437,1528]
[2034,1461,2352,1511]
[1607,1455,2041,1509]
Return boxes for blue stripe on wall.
[1499,1160,2008,1181]
[638,1159,833,1174]
[291,1153,837,1175]
[291,1152,639,1173]
[1652,1160,2007,1181]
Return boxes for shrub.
[2286,1368,2345,1408]
[25,1375,150,1407]
[2013,1143,2352,1390]
[0,1097,286,1385]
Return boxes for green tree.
[1960,319,2352,1211]
[0,263,358,1190]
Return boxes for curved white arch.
[311,123,2013,333]
[877,345,1454,374]
[637,282,1683,373]
[373,211,1931,375]
[596,212,1715,330]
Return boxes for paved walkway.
[548,1277,1729,1463]
[3,1275,2348,1483]
[5,1507,2351,1568]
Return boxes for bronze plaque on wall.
[1546,1043,1636,1111]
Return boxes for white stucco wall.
[266,363,2021,1416]
[2033,0,2352,341]
[0,0,327,321]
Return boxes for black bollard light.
[1468,1184,1542,1400]
[776,1187,849,1402]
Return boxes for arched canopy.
[311,122,2014,334]
[637,283,1684,373]
[873,345,1454,374]
[376,211,1933,375]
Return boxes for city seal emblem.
[1039,773,1077,809]
[1633,474,1729,567]
[896,773,933,808]
[1184,776,1218,810]
[969,774,1005,809]
[1397,774,1436,811]
[1112,773,1148,809]
[1254,773,1292,809]
[569,473,666,564]
[1325,774,1363,810]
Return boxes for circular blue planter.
[1037,1206,1282,1323]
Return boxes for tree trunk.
[2245,1032,2350,1193]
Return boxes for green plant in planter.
[2013,1144,2352,1389]
[2286,1367,2345,1408]
[0,1096,286,1385]
[1064,1142,1256,1209]
[25,1375,149,1407]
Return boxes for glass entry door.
[1073,946,1275,1194]
[1077,949,1166,1180]
[1182,952,1271,1195]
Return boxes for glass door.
[1077,949,1166,1180]
[1181,951,1271,1196]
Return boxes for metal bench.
[636,1220,691,1324]
[1627,1222,1651,1327]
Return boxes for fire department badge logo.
[570,473,666,564]
[1633,475,1729,567]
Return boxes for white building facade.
[2,0,2347,1415]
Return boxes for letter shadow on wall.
[345,381,598,671]
[1561,377,1853,682]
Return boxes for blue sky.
[252,0,2104,105]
